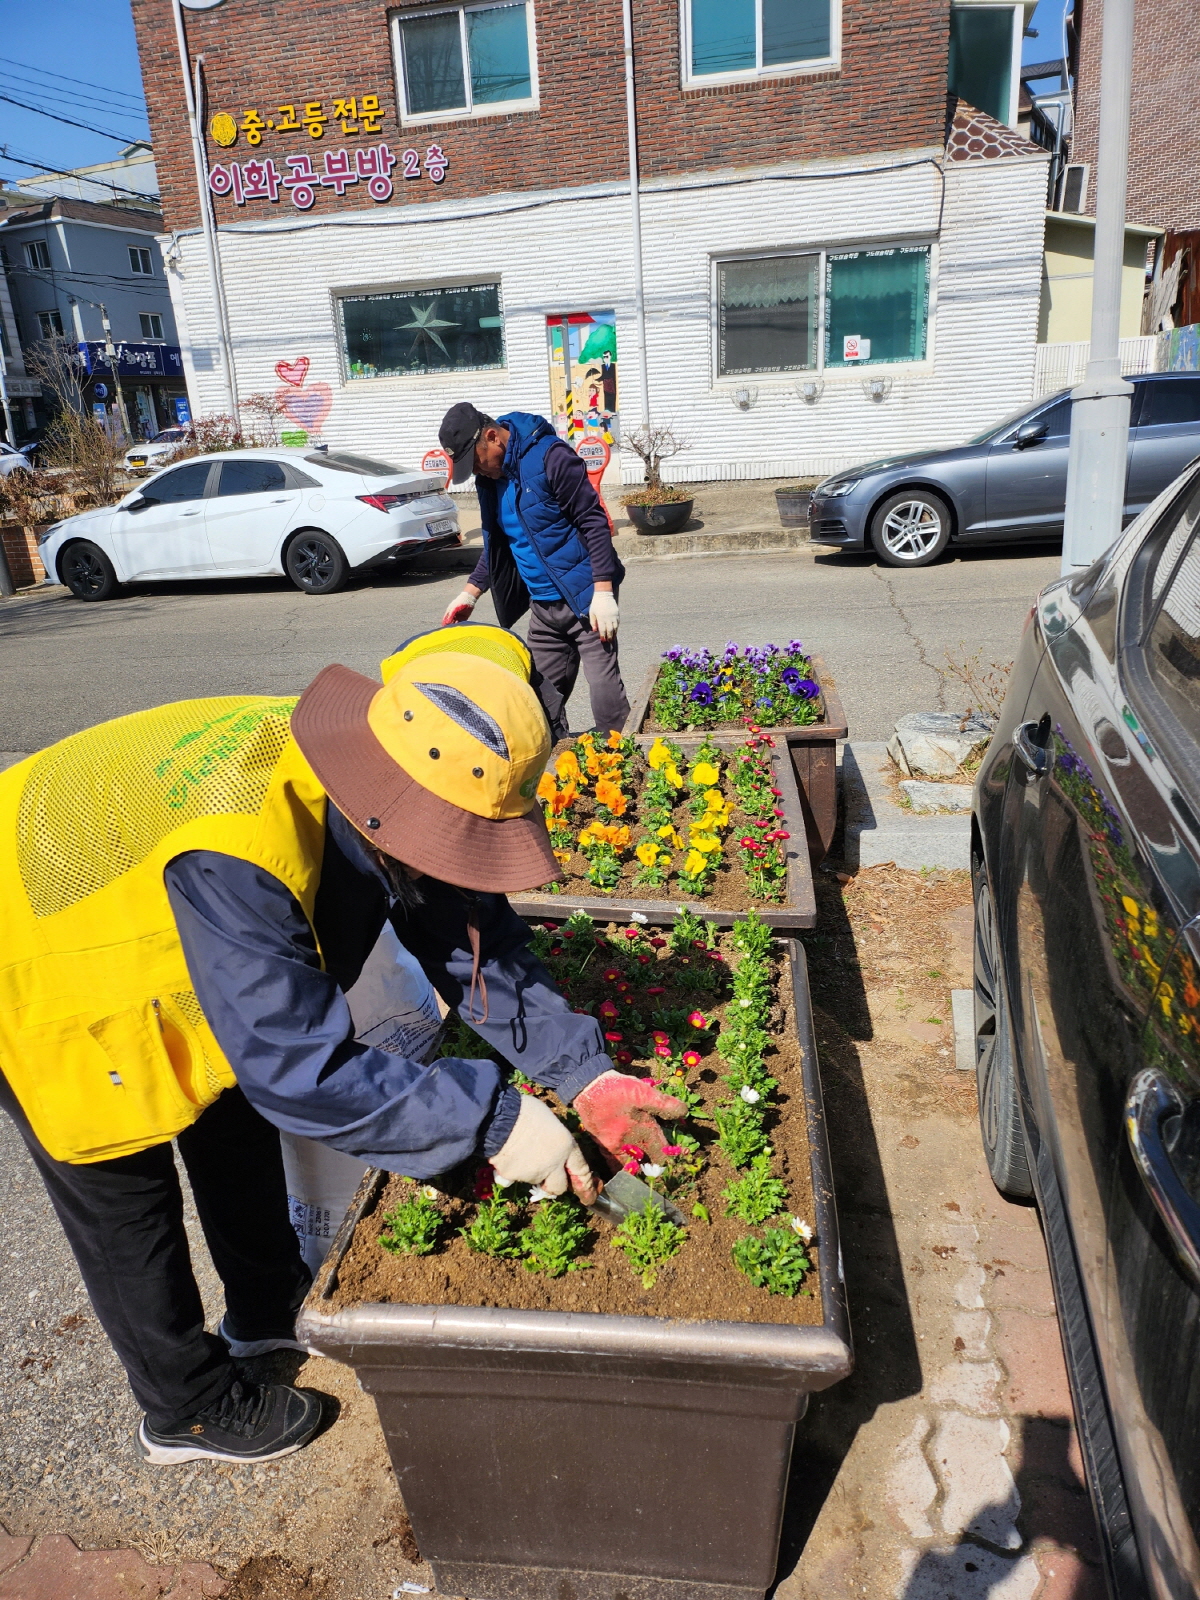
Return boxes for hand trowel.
[587,1169,687,1226]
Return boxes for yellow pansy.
[1121,896,1140,920]
[664,763,684,790]
[657,824,684,848]
[691,761,720,787]
[690,831,722,854]
[636,841,660,866]
[553,849,572,866]
[647,738,672,770]
[683,849,708,876]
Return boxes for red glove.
[441,588,478,626]
[574,1070,688,1167]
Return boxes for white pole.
[1060,0,1135,572]
[170,0,239,419]
[0,348,16,449]
[621,0,650,432]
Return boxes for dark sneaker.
[216,1312,311,1359]
[136,1380,323,1465]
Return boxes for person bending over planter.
[0,627,683,1469]
[438,401,630,741]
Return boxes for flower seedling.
[722,1153,788,1224]
[520,1198,592,1277]
[610,1199,686,1288]
[460,1194,523,1258]
[713,1098,769,1168]
[731,1224,811,1296]
[380,1188,442,1256]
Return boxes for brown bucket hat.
[291,651,557,894]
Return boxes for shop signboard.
[78,342,185,380]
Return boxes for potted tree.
[620,423,693,535]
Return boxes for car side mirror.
[1014,422,1050,449]
[125,492,149,511]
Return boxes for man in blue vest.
[438,403,630,741]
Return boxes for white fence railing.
[1034,335,1162,397]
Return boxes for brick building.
[130,0,1049,479]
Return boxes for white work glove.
[491,1094,598,1203]
[442,588,477,626]
[588,589,619,641]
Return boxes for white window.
[129,246,153,275]
[683,0,837,85]
[391,1,537,122]
[25,240,51,271]
[37,310,64,338]
[716,245,931,376]
[140,312,165,341]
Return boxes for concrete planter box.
[623,656,849,868]
[510,743,815,930]
[298,941,853,1600]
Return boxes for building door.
[546,313,618,445]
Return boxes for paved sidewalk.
[0,1535,225,1599]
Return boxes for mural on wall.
[546,313,618,444]
[273,356,332,445]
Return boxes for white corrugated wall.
[163,147,1048,482]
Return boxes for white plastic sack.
[280,922,442,1272]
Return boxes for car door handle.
[180,509,200,517]
[271,497,292,503]
[1126,1068,1200,1290]
[1013,721,1048,777]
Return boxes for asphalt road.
[0,540,1062,753]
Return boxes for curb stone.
[842,742,971,871]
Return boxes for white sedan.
[123,428,187,473]
[38,447,462,599]
[0,441,36,477]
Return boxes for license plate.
[428,518,456,536]
[129,457,147,467]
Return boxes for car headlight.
[822,478,861,498]
[36,524,62,546]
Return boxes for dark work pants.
[0,1074,311,1430]
[527,596,631,742]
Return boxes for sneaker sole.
[136,1415,319,1466]
[216,1315,313,1360]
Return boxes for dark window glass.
[825,248,930,366]
[399,11,467,113]
[1036,397,1073,437]
[467,5,531,102]
[217,459,287,496]
[1141,478,1200,738]
[339,284,504,378]
[762,0,830,65]
[948,7,1013,125]
[143,462,212,504]
[306,451,404,475]
[718,255,818,375]
[1140,379,1200,429]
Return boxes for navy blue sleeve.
[543,439,621,583]
[165,852,511,1179]
[388,879,612,1105]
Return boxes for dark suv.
[809,371,1200,568]
[973,459,1200,1595]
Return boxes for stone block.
[901,780,975,813]
[992,1308,1073,1420]
[0,1536,32,1578]
[0,1535,169,1600]
[932,1412,1021,1548]
[886,1416,937,1538]
[888,713,992,778]
[900,1545,1041,1600]
[1033,1545,1107,1600]
[951,1309,993,1359]
[929,1359,1003,1415]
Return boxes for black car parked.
[809,370,1200,568]
[973,459,1200,1595]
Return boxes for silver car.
[808,371,1200,568]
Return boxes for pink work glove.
[573,1070,688,1168]
[441,588,477,626]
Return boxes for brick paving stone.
[932,1413,1022,1549]
[1033,1545,1107,1600]
[950,1309,993,1358]
[0,1536,169,1600]
[985,1264,1058,1317]
[929,1359,1003,1415]
[163,1564,227,1598]
[886,1417,937,1538]
[992,1309,1074,1421]
[0,1540,30,1580]
[977,1222,1053,1275]
[1018,1480,1101,1561]
[899,1544,1042,1600]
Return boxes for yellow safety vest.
[0,697,327,1164]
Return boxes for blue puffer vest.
[481,412,596,620]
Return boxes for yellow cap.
[367,652,549,821]
[380,623,532,686]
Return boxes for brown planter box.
[298,941,853,1600]
[622,655,849,869]
[510,745,816,930]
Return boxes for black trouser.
[0,1074,311,1430]
[526,595,631,742]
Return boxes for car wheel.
[60,541,119,601]
[285,531,349,595]
[974,852,1033,1198]
[869,489,952,567]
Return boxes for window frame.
[25,240,52,271]
[947,2,1023,128]
[333,278,508,382]
[129,246,154,276]
[390,0,540,126]
[139,312,165,342]
[710,238,937,385]
[37,309,64,339]
[680,0,840,89]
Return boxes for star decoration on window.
[396,303,459,359]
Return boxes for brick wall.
[1,526,46,588]
[130,0,950,233]
[1071,0,1200,231]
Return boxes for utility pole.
[100,304,132,441]
[0,344,16,450]
[1060,0,1136,572]
[621,0,649,433]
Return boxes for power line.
[0,93,138,144]
[0,70,149,126]
[0,145,155,204]
[0,54,145,106]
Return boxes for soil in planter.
[640,650,826,736]
[538,738,790,909]
[331,924,822,1328]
